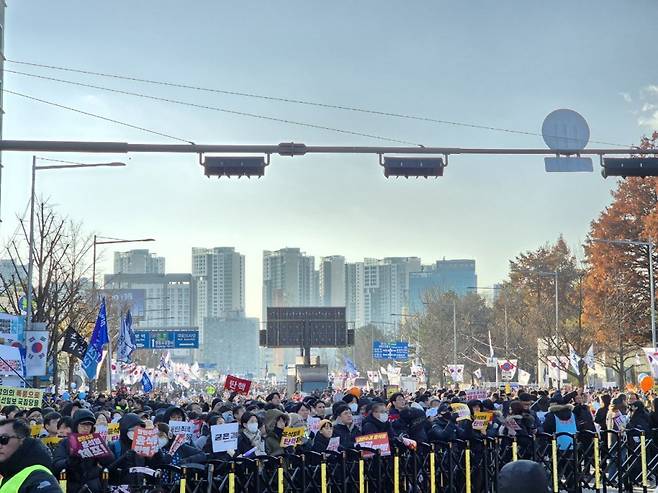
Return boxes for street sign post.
[373,341,409,360]
[134,329,199,349]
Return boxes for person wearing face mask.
[152,422,206,484]
[237,413,266,457]
[264,409,289,457]
[311,420,335,453]
[361,402,395,444]
[107,412,147,485]
[342,395,359,415]
[53,409,115,493]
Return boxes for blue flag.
[117,310,136,363]
[344,357,358,376]
[81,298,110,380]
[141,371,153,393]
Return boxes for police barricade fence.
[60,428,658,493]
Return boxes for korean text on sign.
[355,432,391,458]
[131,427,159,457]
[223,375,251,395]
[211,423,239,453]
[280,427,305,447]
[0,386,43,409]
[69,433,112,459]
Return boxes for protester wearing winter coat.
[311,420,335,453]
[264,409,289,457]
[236,412,266,457]
[332,404,359,450]
[594,394,611,432]
[53,409,115,493]
[361,402,396,444]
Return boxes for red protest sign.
[69,433,112,459]
[224,375,251,395]
[131,427,160,458]
[355,432,391,458]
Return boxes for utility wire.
[6,58,628,147]
[4,89,194,144]
[6,69,422,146]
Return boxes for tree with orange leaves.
[584,132,658,385]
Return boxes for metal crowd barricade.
[90,428,658,493]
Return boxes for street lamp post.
[26,157,126,336]
[592,237,656,349]
[92,235,155,391]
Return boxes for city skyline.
[2,2,655,333]
[106,246,478,320]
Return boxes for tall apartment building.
[319,256,346,307]
[345,257,421,331]
[408,259,477,313]
[262,248,318,375]
[192,247,245,323]
[113,250,165,275]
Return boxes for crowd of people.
[0,384,657,492]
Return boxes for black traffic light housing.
[602,157,658,178]
[381,156,445,178]
[203,155,268,178]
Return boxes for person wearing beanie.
[498,460,548,493]
[311,420,335,453]
[53,409,114,493]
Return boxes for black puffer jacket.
[0,438,60,493]
[332,423,359,450]
[53,409,114,493]
[361,414,396,443]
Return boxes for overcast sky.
[3,1,657,318]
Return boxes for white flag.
[643,348,658,378]
[447,364,464,383]
[474,368,482,379]
[568,344,581,376]
[518,368,531,385]
[583,345,595,369]
[547,356,569,381]
[498,359,518,381]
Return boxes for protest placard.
[355,432,391,458]
[107,423,120,442]
[41,436,62,449]
[465,389,488,401]
[224,375,251,395]
[450,403,472,421]
[0,386,43,408]
[192,419,203,440]
[472,412,493,432]
[30,424,43,438]
[307,417,321,434]
[132,427,159,458]
[385,385,400,399]
[211,423,239,453]
[280,427,305,447]
[69,433,112,459]
[327,437,340,453]
[168,420,195,441]
[169,433,187,456]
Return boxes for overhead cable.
[6,69,422,146]
[6,59,627,147]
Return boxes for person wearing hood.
[236,412,266,457]
[264,409,289,457]
[332,404,359,451]
[398,406,430,445]
[499,401,535,461]
[0,419,61,492]
[53,409,115,493]
[106,411,150,486]
[542,395,577,449]
[428,404,459,442]
[162,406,187,424]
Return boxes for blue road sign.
[134,329,199,349]
[373,341,409,360]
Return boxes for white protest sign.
[327,437,340,452]
[465,389,487,401]
[168,421,195,441]
[307,417,321,434]
[211,423,239,453]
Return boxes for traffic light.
[601,157,658,178]
[382,156,445,178]
[202,156,267,178]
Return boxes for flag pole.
[106,316,114,392]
